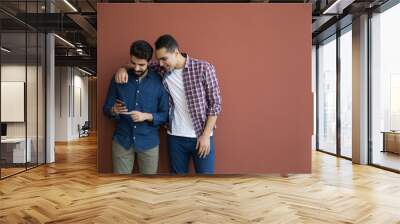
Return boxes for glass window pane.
[27,31,38,169]
[318,36,337,154]
[312,46,317,150]
[0,1,46,179]
[38,33,45,165]
[1,31,28,177]
[371,3,400,171]
[340,28,352,158]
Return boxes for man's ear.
[174,48,179,56]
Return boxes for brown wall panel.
[89,77,97,132]
[97,3,312,174]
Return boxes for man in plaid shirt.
[115,34,222,174]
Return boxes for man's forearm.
[202,116,218,137]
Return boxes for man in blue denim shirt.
[103,40,168,174]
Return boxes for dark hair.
[155,34,179,52]
[130,40,153,61]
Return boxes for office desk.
[1,138,32,164]
[382,131,400,154]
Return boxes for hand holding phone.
[112,99,128,114]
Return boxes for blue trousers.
[167,135,215,174]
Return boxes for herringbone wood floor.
[1,134,400,224]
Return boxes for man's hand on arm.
[115,63,134,84]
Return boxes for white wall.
[1,65,26,82]
[1,63,46,164]
[1,65,40,138]
[55,66,69,141]
[1,65,26,139]
[1,65,26,140]
[55,67,89,141]
[70,71,89,139]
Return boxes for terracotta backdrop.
[97,3,312,174]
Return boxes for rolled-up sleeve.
[204,63,222,116]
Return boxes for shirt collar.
[182,53,190,70]
[128,69,153,81]
[163,53,190,78]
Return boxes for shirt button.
[136,103,138,106]
[134,126,136,128]
[137,90,140,93]
[133,136,136,140]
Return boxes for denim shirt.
[103,70,169,151]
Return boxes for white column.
[45,1,56,163]
[352,14,369,164]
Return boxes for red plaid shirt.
[150,54,222,137]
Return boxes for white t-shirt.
[165,68,197,138]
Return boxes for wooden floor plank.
[1,134,400,223]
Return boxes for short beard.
[134,69,148,77]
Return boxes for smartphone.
[115,99,126,106]
[115,99,129,114]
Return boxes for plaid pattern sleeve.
[181,55,222,136]
[203,63,222,116]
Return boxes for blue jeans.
[167,135,215,174]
